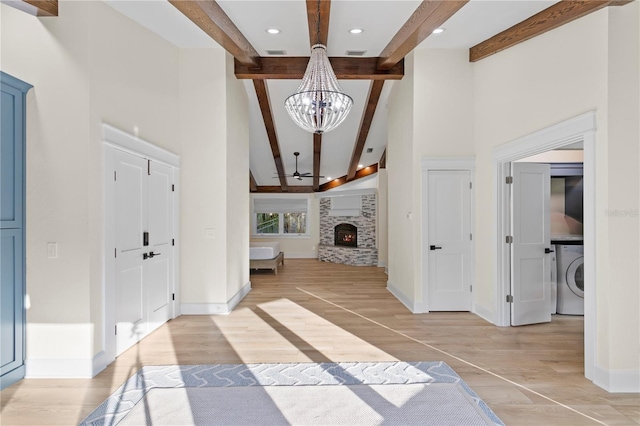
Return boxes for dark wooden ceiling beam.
[377,0,469,70]
[249,171,258,192]
[469,0,632,62]
[168,0,261,68]
[306,0,331,47]
[379,149,387,169]
[313,134,322,192]
[346,81,384,181]
[253,80,289,192]
[235,57,403,80]
[320,164,378,192]
[19,0,57,16]
[252,186,315,193]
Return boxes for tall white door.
[113,149,174,355]
[427,170,472,311]
[114,150,148,353]
[146,161,173,331]
[511,162,551,326]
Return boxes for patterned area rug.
[80,361,504,425]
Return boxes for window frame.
[251,196,311,238]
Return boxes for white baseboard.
[285,251,317,259]
[181,281,251,315]
[377,261,387,268]
[92,350,109,377]
[387,281,427,313]
[472,303,496,325]
[26,357,95,378]
[227,281,251,312]
[593,365,640,393]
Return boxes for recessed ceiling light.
[358,164,363,168]
[349,28,364,34]
[432,28,445,34]
[326,176,332,181]
[266,28,280,34]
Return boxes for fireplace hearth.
[335,223,357,247]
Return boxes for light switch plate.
[47,242,58,258]
[205,229,215,239]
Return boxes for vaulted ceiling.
[19,0,630,192]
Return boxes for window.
[256,213,279,234]
[253,198,308,236]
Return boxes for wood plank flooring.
[1,259,638,425]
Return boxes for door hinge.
[172,184,175,192]
[469,182,472,189]
[506,295,514,303]
[114,248,117,258]
[147,159,151,176]
[172,239,175,246]
[172,293,175,301]
[470,285,473,292]
[470,233,473,241]
[506,176,513,184]
[506,235,513,244]
[115,325,117,335]
[114,171,117,181]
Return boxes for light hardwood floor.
[1,259,638,425]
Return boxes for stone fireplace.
[318,193,378,266]
[335,223,357,247]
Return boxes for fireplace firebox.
[334,223,357,247]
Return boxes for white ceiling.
[104,0,560,188]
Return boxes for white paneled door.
[511,162,551,326]
[113,149,174,355]
[427,170,472,311]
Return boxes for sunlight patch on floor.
[256,298,397,362]
[209,305,314,363]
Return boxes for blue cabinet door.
[0,229,25,386]
[0,72,31,390]
[1,86,24,229]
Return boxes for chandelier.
[284,7,353,134]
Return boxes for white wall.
[412,49,475,307]
[1,1,250,376]
[224,53,250,298]
[386,49,475,310]
[377,170,388,268]
[387,53,417,307]
[1,1,183,374]
[473,7,640,383]
[2,1,94,367]
[473,11,609,313]
[179,48,231,307]
[87,0,181,361]
[602,3,639,381]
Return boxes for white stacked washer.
[556,244,584,315]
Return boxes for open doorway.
[515,149,584,320]
[492,111,597,381]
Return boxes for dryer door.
[566,257,584,297]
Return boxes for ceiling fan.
[274,152,324,180]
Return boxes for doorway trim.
[492,111,596,381]
[421,156,476,314]
[102,124,180,366]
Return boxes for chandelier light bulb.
[284,44,353,134]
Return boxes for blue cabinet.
[0,72,31,390]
